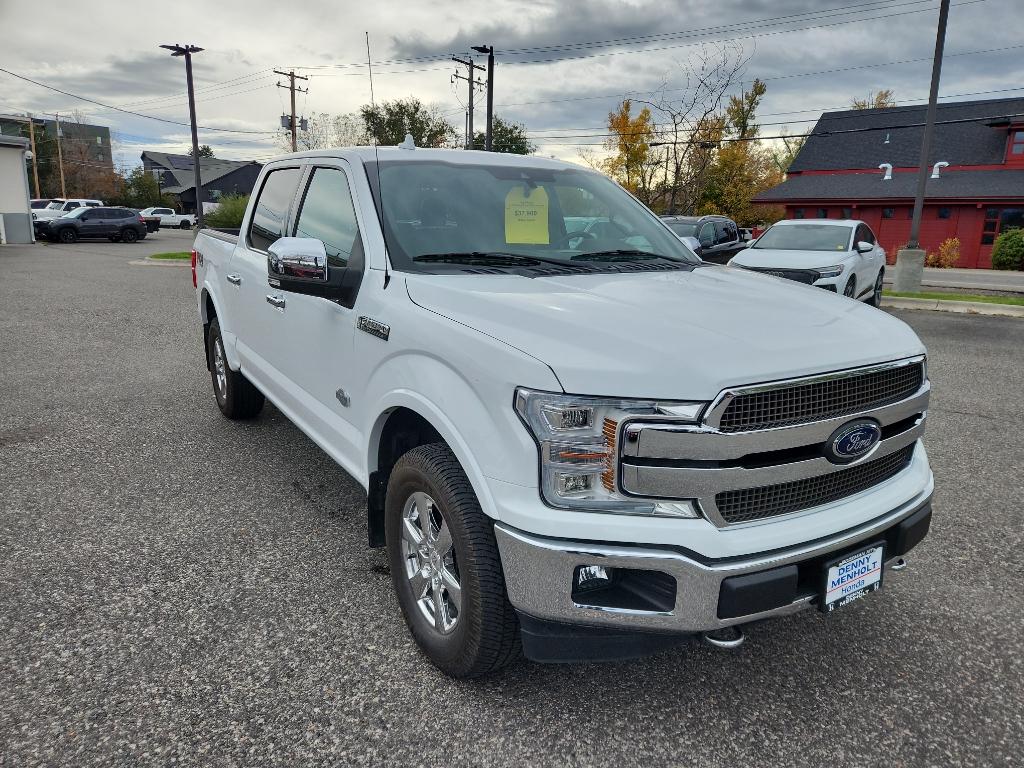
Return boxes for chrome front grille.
[714,445,916,524]
[715,361,925,433]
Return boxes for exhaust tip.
[702,625,745,650]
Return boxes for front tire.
[868,270,884,307]
[843,276,856,298]
[57,228,77,244]
[207,318,264,419]
[179,220,191,229]
[386,443,520,677]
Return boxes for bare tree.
[635,43,750,214]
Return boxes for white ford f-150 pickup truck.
[192,144,933,677]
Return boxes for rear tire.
[179,220,191,229]
[386,443,521,677]
[868,270,884,307]
[207,318,264,419]
[121,228,138,243]
[57,228,77,244]
[843,276,856,298]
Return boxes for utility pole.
[53,112,67,198]
[472,45,494,150]
[451,56,484,149]
[160,44,205,228]
[26,114,40,198]
[894,0,950,292]
[275,70,309,152]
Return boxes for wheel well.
[202,292,217,370]
[367,407,444,548]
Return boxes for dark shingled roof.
[754,169,1024,202]
[787,97,1024,172]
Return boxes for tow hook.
[702,625,745,649]
[890,557,908,572]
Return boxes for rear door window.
[247,167,302,251]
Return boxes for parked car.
[32,198,103,222]
[30,198,54,210]
[139,206,196,229]
[660,215,745,264]
[728,219,886,305]
[44,206,148,244]
[193,147,932,677]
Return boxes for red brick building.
[755,97,1024,268]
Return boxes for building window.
[793,208,805,219]
[882,208,895,219]
[842,207,853,219]
[937,207,951,219]
[981,207,1024,246]
[817,208,829,218]
[1008,130,1024,160]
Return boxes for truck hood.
[729,248,852,269]
[404,266,925,400]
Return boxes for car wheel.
[868,270,884,307]
[843,277,856,298]
[179,220,191,229]
[386,443,521,678]
[121,228,139,243]
[207,318,265,419]
[57,228,77,244]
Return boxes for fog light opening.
[574,564,614,593]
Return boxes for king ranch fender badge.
[505,186,550,245]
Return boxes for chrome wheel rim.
[213,339,227,398]
[401,491,461,634]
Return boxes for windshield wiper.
[413,252,585,269]
[570,249,682,262]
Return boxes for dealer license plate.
[821,544,884,613]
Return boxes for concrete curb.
[883,296,1024,318]
[130,257,190,267]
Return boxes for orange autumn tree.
[603,100,659,205]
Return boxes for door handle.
[226,274,242,285]
[265,294,286,309]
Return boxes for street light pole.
[472,45,494,151]
[160,43,205,228]
[894,0,950,291]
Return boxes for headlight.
[816,264,845,279]
[515,388,705,517]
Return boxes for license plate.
[821,543,884,612]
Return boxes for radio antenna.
[365,31,390,288]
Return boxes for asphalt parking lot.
[1,234,1022,767]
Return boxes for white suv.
[728,219,887,305]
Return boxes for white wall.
[0,145,31,214]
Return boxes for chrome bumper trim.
[494,488,932,634]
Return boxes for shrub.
[204,194,249,229]
[925,237,960,268]
[991,228,1024,271]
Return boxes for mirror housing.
[680,235,703,255]
[267,236,363,307]
[856,240,873,253]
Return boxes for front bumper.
[495,488,932,636]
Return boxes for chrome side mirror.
[268,237,328,282]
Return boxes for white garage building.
[0,135,33,244]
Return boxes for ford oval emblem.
[825,419,882,464]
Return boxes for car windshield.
[31,200,50,209]
[665,221,697,237]
[753,224,853,252]
[370,159,699,271]
[46,201,66,210]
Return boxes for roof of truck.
[263,146,588,170]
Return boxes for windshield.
[665,221,697,237]
[46,200,66,210]
[753,224,853,252]
[370,159,699,271]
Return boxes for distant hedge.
[204,194,249,229]
[991,228,1024,271]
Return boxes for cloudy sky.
[1,0,1021,168]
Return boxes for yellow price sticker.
[505,186,549,244]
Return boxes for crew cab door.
[224,165,304,401]
[269,162,367,468]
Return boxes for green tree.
[188,144,215,158]
[109,166,175,209]
[851,90,896,110]
[360,97,457,148]
[472,116,534,154]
